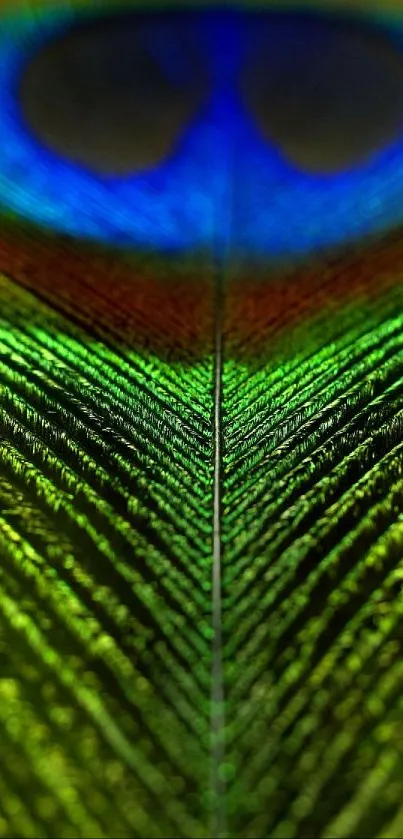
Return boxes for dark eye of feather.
[18,11,209,177]
[242,13,403,174]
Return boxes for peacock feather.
[0,2,403,837]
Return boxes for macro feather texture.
[0,230,216,837]
[223,238,403,837]
[0,2,403,838]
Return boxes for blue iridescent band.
[1,6,403,257]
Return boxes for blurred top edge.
[2,0,403,16]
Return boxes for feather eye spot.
[18,10,209,177]
[242,13,403,174]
